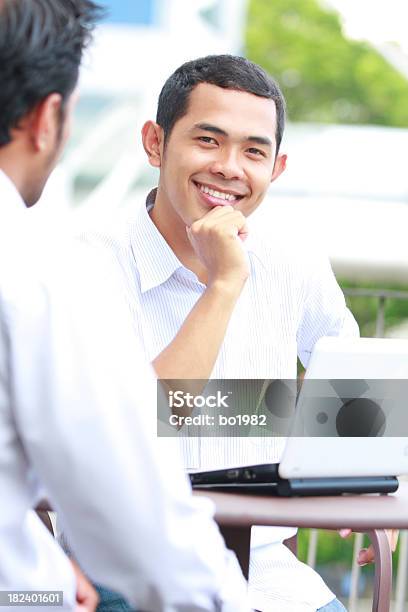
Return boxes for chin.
[180,203,203,225]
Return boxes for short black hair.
[156,54,286,154]
[0,0,103,146]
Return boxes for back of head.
[0,0,103,147]
[157,54,286,154]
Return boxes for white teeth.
[198,183,237,201]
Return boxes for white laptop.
[279,336,408,479]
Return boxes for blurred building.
[31,0,249,223]
[251,122,408,285]
[79,0,249,98]
[30,0,408,287]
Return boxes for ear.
[28,93,63,152]
[141,120,164,168]
[271,152,287,183]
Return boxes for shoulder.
[77,206,136,252]
[75,203,146,274]
[247,217,329,285]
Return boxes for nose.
[209,149,245,181]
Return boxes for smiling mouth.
[194,181,245,203]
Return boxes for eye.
[198,136,218,145]
[247,147,266,157]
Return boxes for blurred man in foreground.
[0,3,249,610]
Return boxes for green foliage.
[298,529,400,572]
[246,0,408,127]
[297,529,352,565]
[341,280,408,337]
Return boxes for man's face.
[156,82,286,227]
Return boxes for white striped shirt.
[80,190,359,612]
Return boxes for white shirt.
[0,171,250,612]
[80,191,359,612]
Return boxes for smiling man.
[82,55,359,612]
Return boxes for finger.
[205,214,246,233]
[391,529,399,552]
[76,605,97,612]
[211,214,247,235]
[202,207,246,227]
[238,221,249,242]
[76,595,98,612]
[82,591,99,610]
[187,212,234,237]
[390,529,399,552]
[339,529,352,538]
[357,545,375,566]
[358,532,399,565]
[239,227,249,242]
[234,215,248,232]
[215,223,245,241]
[200,205,235,220]
[380,529,398,553]
[75,580,99,610]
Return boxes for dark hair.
[156,54,286,154]
[0,0,103,146]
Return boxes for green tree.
[246,0,408,127]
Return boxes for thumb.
[238,223,249,242]
[357,545,375,566]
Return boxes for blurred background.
[31,0,408,341]
[29,2,408,608]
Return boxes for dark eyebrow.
[193,122,228,137]
[193,123,272,148]
[247,135,272,148]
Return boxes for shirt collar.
[0,169,26,216]
[129,189,184,293]
[129,188,267,292]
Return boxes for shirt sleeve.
[297,254,359,368]
[7,246,249,612]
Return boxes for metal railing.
[343,288,408,339]
[307,287,408,610]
